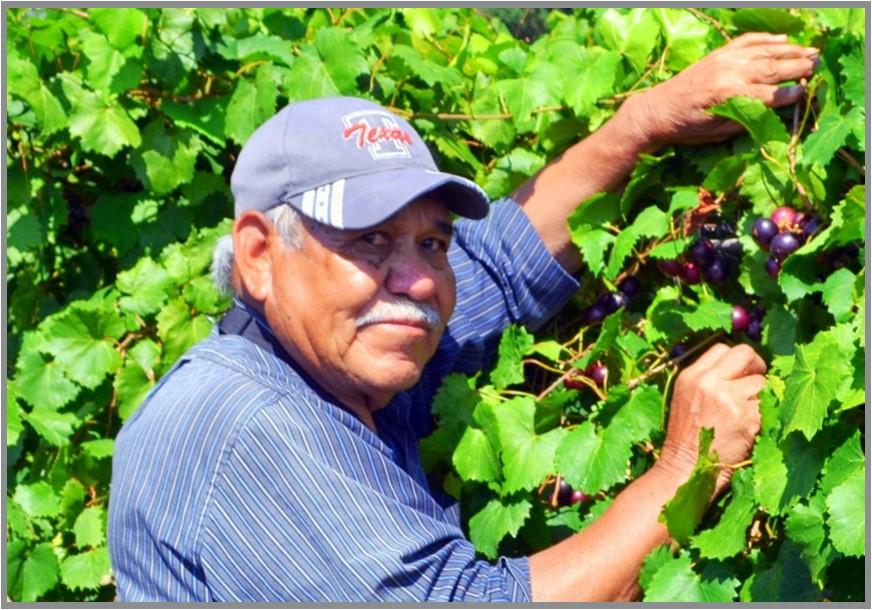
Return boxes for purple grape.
[658,260,682,277]
[714,237,743,260]
[669,343,688,359]
[689,239,715,267]
[746,318,762,341]
[602,292,629,313]
[680,262,702,284]
[557,479,573,505]
[764,256,781,278]
[800,216,822,237]
[703,257,730,284]
[770,232,802,260]
[585,304,608,324]
[752,218,778,250]
[732,305,751,332]
[618,276,642,298]
[751,303,767,321]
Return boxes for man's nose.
[385,254,439,302]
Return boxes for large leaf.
[555,421,632,493]
[825,468,865,557]
[60,548,111,591]
[643,550,739,601]
[691,469,757,560]
[490,325,534,389]
[801,106,863,167]
[595,8,660,73]
[495,397,565,494]
[224,67,279,146]
[709,97,790,145]
[656,8,712,70]
[452,426,501,483]
[467,498,532,559]
[7,542,60,601]
[660,428,719,544]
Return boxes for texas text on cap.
[230,96,490,230]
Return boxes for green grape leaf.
[467,497,532,559]
[620,152,674,217]
[572,228,615,277]
[648,237,689,261]
[819,429,864,495]
[233,33,296,66]
[683,298,733,332]
[709,97,790,145]
[42,304,125,390]
[656,8,712,71]
[7,382,24,445]
[8,542,60,602]
[225,68,279,146]
[60,548,111,591]
[639,545,674,591]
[24,408,80,446]
[452,426,501,483]
[576,310,622,370]
[66,85,141,157]
[752,433,824,515]
[691,469,757,560]
[289,27,368,100]
[490,325,534,389]
[565,49,622,115]
[739,142,795,214]
[820,268,857,323]
[555,421,631,494]
[605,206,670,280]
[785,493,837,585]
[644,550,739,601]
[183,276,228,315]
[81,438,115,460]
[496,71,561,133]
[392,45,463,88]
[801,106,863,167]
[156,298,214,364]
[116,257,174,316]
[595,8,660,73]
[90,8,148,48]
[839,51,865,108]
[15,340,80,410]
[703,154,749,194]
[825,468,865,557]
[73,506,107,549]
[780,336,852,440]
[609,384,662,442]
[7,55,67,135]
[731,8,805,34]
[14,482,61,519]
[162,98,227,147]
[131,121,201,196]
[762,303,797,357]
[79,30,129,93]
[660,428,719,544]
[431,373,478,427]
[495,397,566,494]
[740,541,822,601]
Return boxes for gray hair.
[211,205,303,296]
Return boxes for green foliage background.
[5,7,866,601]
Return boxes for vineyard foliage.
[5,7,867,602]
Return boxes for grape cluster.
[583,276,641,324]
[658,215,741,285]
[751,206,820,277]
[731,303,766,341]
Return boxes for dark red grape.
[770,232,802,260]
[764,256,781,278]
[586,362,608,388]
[689,238,715,267]
[557,479,573,505]
[618,276,642,298]
[746,318,762,341]
[570,490,588,504]
[771,206,798,229]
[732,305,751,332]
[752,218,778,249]
[703,257,730,284]
[658,260,682,277]
[680,262,702,284]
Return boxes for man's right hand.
[658,343,768,494]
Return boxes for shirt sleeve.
[198,404,532,602]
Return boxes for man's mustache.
[355,299,442,331]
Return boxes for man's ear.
[232,211,275,303]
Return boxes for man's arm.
[514,33,819,272]
[529,343,767,601]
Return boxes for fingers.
[729,32,789,48]
[753,43,819,60]
[740,374,768,400]
[689,342,732,371]
[752,56,817,84]
[713,344,768,379]
[749,83,806,107]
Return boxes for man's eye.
[422,237,449,253]
[360,232,388,246]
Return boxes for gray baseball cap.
[230,96,490,230]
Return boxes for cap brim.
[287,168,490,230]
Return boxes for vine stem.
[685,8,732,41]
[626,331,723,390]
[386,104,565,122]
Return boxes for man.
[109,33,817,601]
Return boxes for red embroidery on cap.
[343,121,413,149]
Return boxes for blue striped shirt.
[108,198,579,602]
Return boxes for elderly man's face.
[262,196,456,412]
